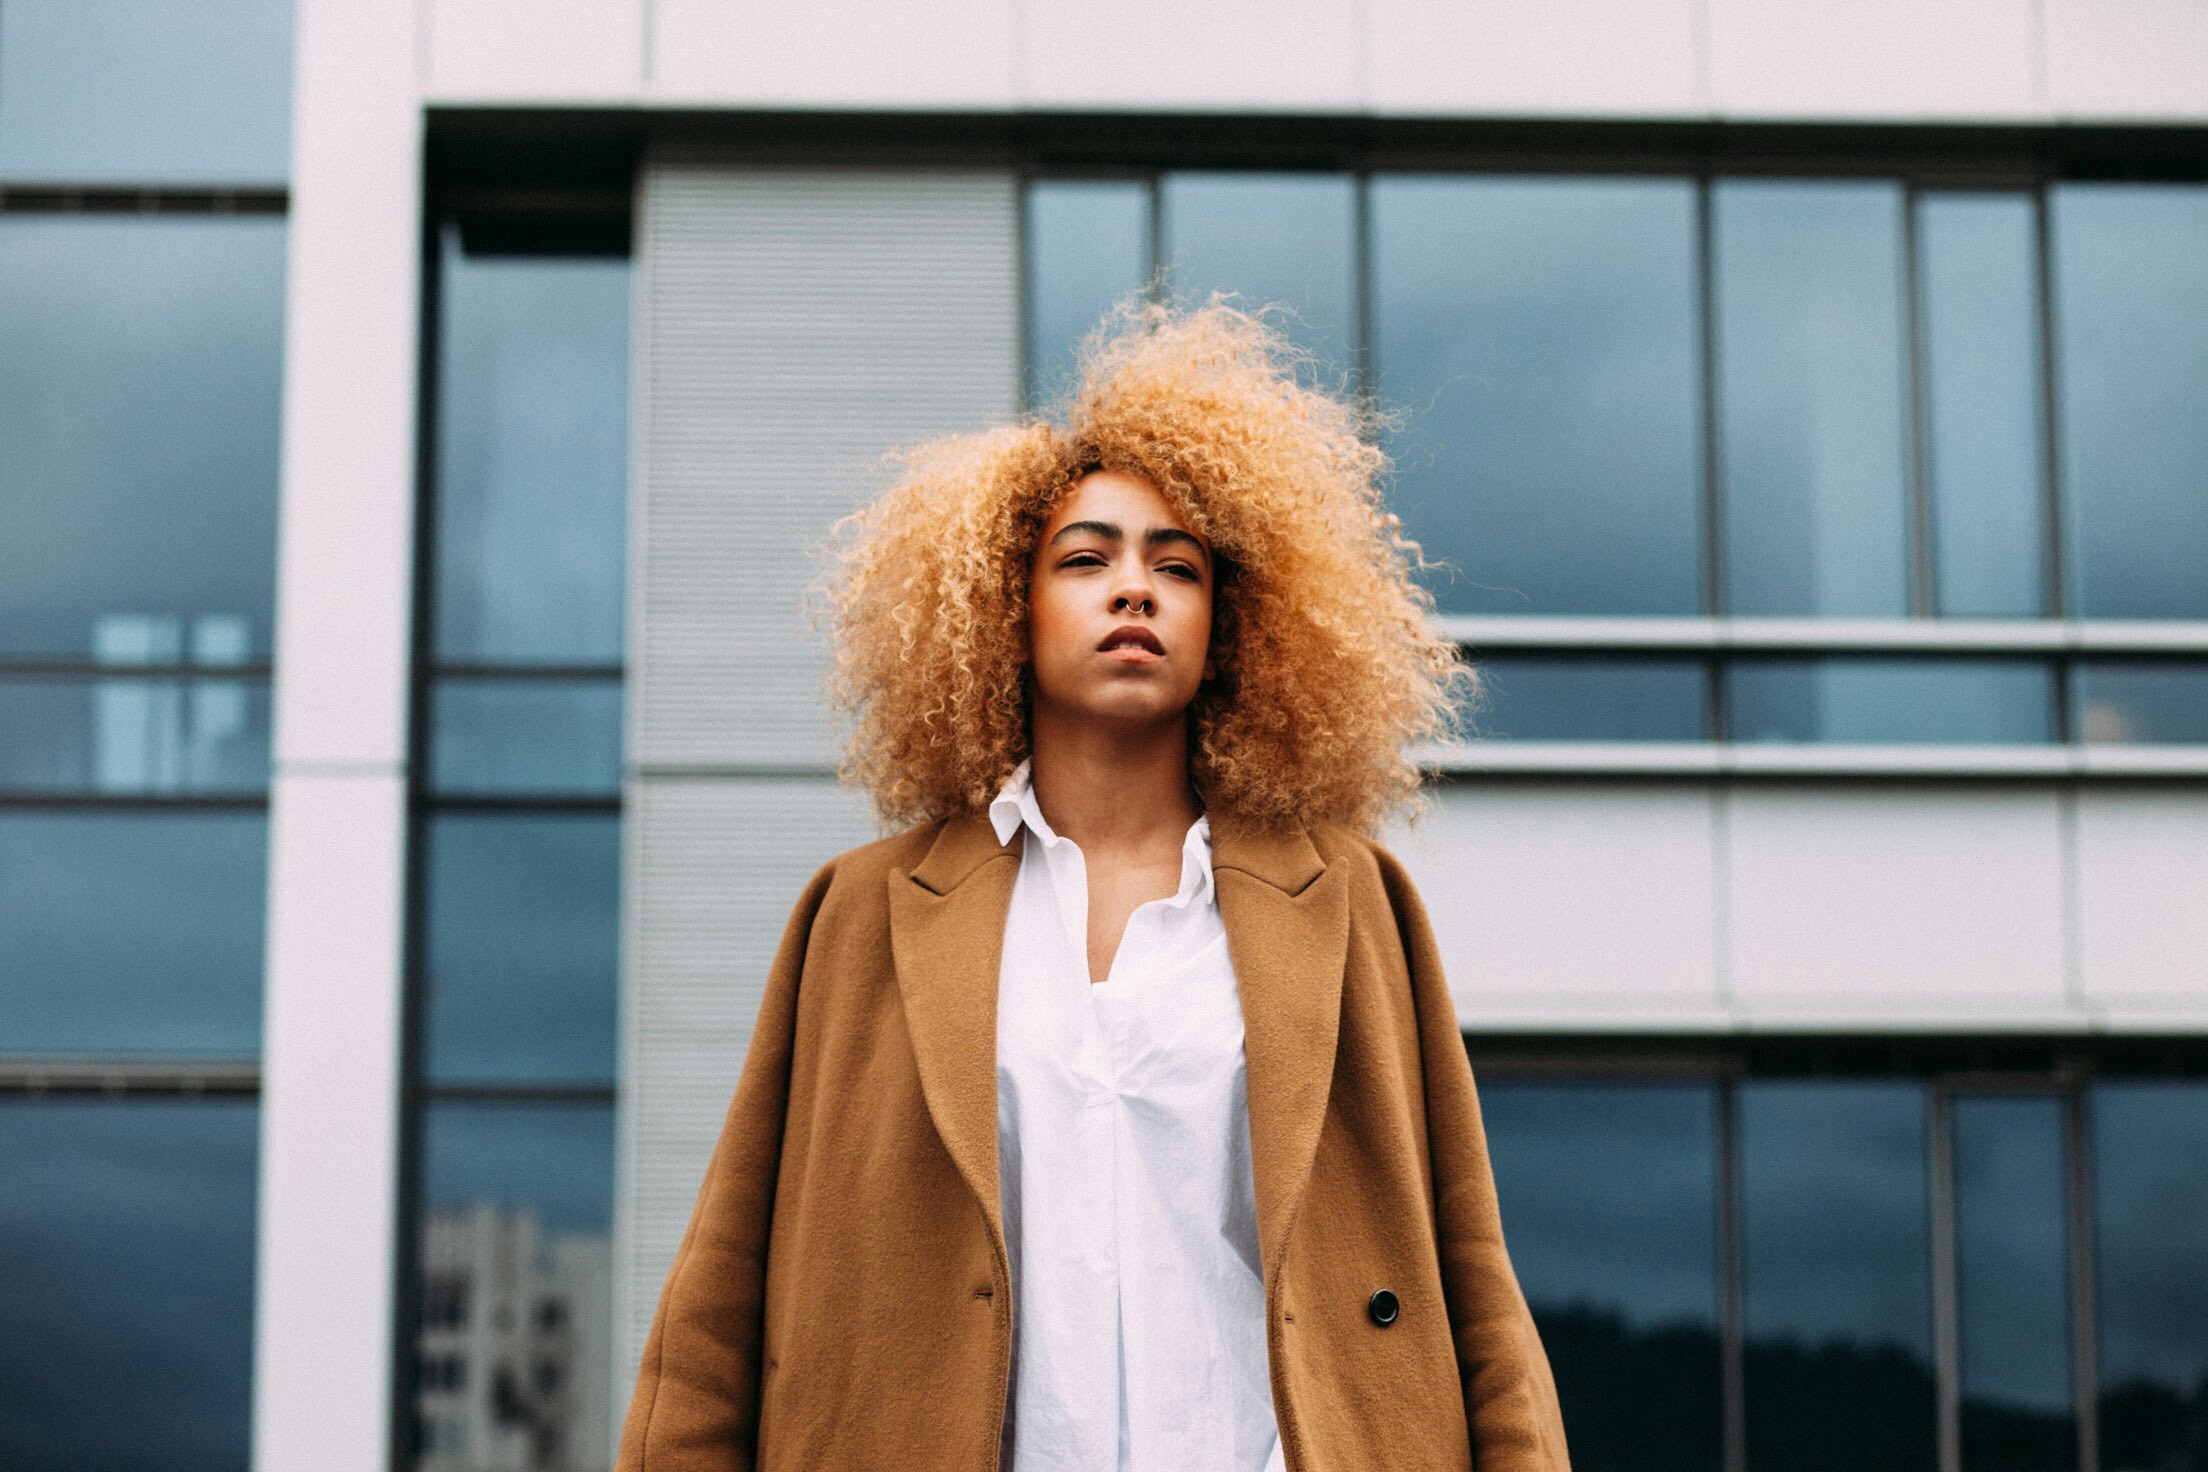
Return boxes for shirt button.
[1367,1289,1400,1327]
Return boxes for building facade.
[3,2,2207,1471]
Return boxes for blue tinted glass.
[430,678,622,797]
[1469,657,1708,741]
[1739,1082,1936,1471]
[2074,661,2208,744]
[2052,185,2208,618]
[0,673,269,795]
[434,230,630,664]
[414,1102,614,1471]
[0,217,285,659]
[2090,1083,2208,1472]
[0,1099,256,1472]
[1918,193,2050,617]
[1715,180,1911,617]
[1727,659,2055,743]
[1372,175,1704,616]
[0,812,264,1056]
[1952,1095,2077,1472]
[1483,1082,1722,1472]
[0,0,293,184]
[1161,172,1358,375]
[1026,180,1151,408]
[424,814,619,1086]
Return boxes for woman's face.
[1026,468,1215,734]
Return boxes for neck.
[1026,706,1202,859]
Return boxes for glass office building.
[3,4,2205,1471]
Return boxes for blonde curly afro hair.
[817,294,1475,836]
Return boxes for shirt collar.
[988,758,1215,908]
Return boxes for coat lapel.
[1209,812,1350,1298]
[886,812,1022,1254]
[886,806,1351,1304]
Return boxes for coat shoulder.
[806,818,950,916]
[1304,819,1416,899]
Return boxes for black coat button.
[1367,1289,1399,1327]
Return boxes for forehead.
[1042,469,1203,539]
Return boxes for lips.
[1097,625,1165,656]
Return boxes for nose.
[1110,567,1156,616]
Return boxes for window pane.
[1715,180,1911,617]
[1726,658,2055,744]
[2090,1082,2208,1472]
[1161,172,1358,375]
[429,678,622,798]
[1918,193,2050,617]
[1952,1096,2077,1472]
[1483,1082,1722,1472]
[1739,1082,1936,1472]
[2074,660,2208,744]
[0,673,269,796]
[416,1101,614,1472]
[1469,657,1708,741]
[0,812,264,1056]
[434,230,630,665]
[0,1099,256,1472]
[0,217,285,659]
[1373,175,1704,616]
[2052,185,2208,619]
[0,0,293,185]
[424,814,619,1087]
[1026,180,1151,408]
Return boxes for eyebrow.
[1044,519,1210,561]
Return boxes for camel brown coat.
[615,807,1571,1472]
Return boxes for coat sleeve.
[614,859,838,1472]
[1373,843,1572,1472]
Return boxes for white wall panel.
[2045,0,2208,119]
[1022,0,1362,111]
[612,777,877,1418]
[1705,0,2041,118]
[630,159,1019,767]
[649,0,1016,106]
[425,0,643,101]
[1370,0,1703,116]
[2076,789,2208,1020]
[1385,785,1725,1028]
[1725,787,2071,1025]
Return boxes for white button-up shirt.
[990,759,1287,1472]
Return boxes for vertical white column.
[253,0,422,1466]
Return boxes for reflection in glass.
[1026,180,1151,409]
[434,229,630,665]
[1726,658,2054,744]
[2074,661,2208,744]
[2090,1083,2208,1472]
[0,0,293,184]
[0,217,285,659]
[1953,1096,2077,1472]
[1740,1082,1936,1472]
[1483,1082,1722,1472]
[0,672,269,795]
[0,1099,256,1470]
[1372,175,1704,616]
[2052,185,2208,619]
[1468,657,1708,742]
[430,678,622,797]
[0,812,264,1056]
[1715,180,1911,617]
[1917,193,2050,617]
[423,815,619,1087]
[417,1102,615,1472]
[1161,173,1358,374]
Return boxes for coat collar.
[886,805,1348,1302]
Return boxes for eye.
[1059,551,1106,569]
[1161,562,1203,582]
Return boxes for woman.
[614,300,1570,1472]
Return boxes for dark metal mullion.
[1696,174,1731,741]
[428,662,624,682]
[1014,166,1035,414]
[2066,1079,2102,1472]
[1146,173,1166,302]
[0,659,276,678]
[1930,1084,1963,1472]
[2032,184,2077,742]
[1902,185,1939,620]
[419,1082,620,1105]
[1718,1072,1748,1472]
[1352,163,1375,405]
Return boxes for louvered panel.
[629,158,1021,769]
[613,775,878,1396]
